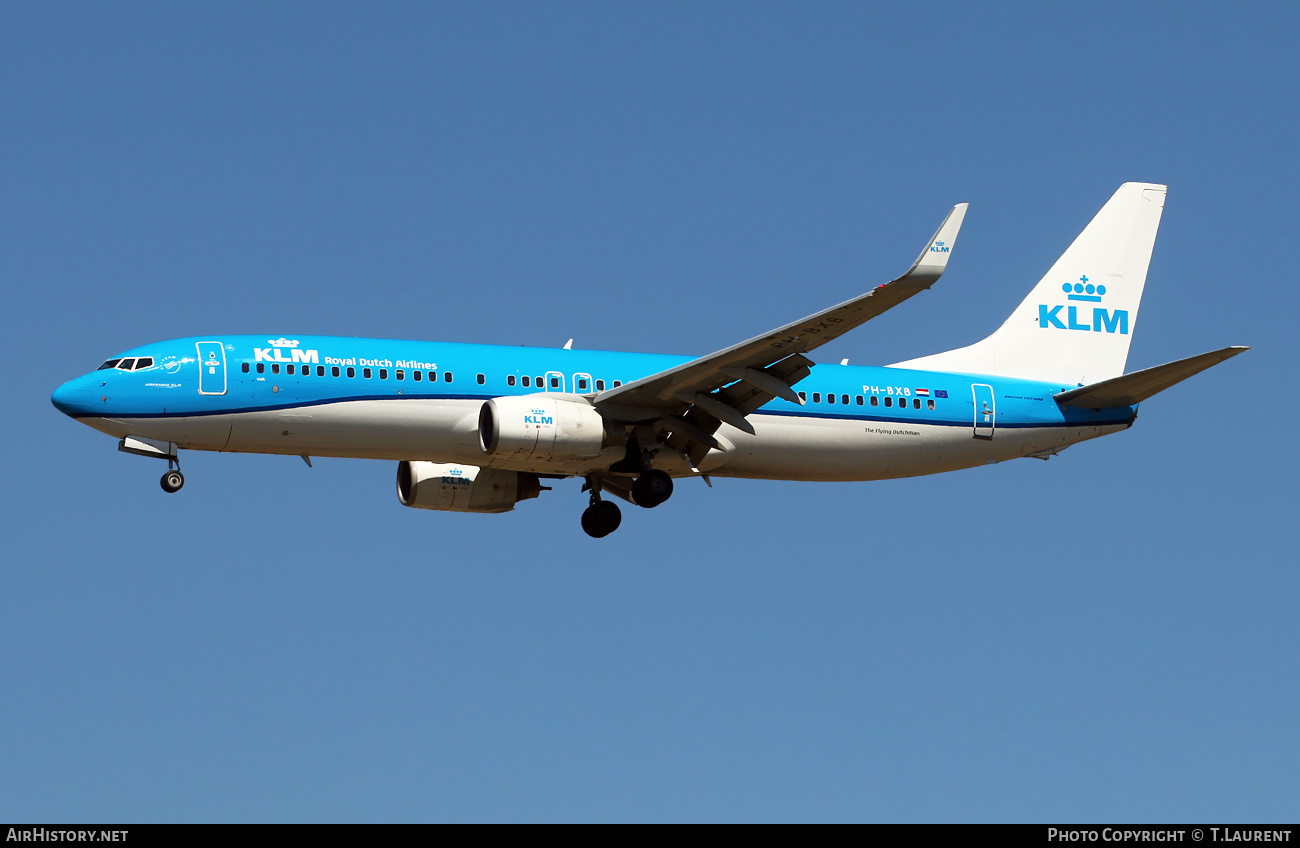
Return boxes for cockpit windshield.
[97,357,154,371]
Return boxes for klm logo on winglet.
[929,240,950,254]
[1039,275,1128,335]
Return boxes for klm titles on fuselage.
[254,346,319,364]
[253,347,437,370]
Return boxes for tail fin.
[890,182,1167,385]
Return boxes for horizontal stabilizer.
[1055,346,1249,410]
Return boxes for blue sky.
[3,3,1297,822]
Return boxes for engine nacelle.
[396,461,543,514]
[478,395,608,462]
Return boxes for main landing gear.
[581,482,622,539]
[580,469,677,537]
[631,469,673,508]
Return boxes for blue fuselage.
[52,335,1136,482]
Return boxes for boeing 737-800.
[51,183,1246,537]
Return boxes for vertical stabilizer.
[890,183,1166,385]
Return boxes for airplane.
[51,182,1246,537]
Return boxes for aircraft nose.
[51,376,99,417]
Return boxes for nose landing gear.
[161,469,185,493]
[160,453,184,494]
[118,436,185,494]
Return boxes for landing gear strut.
[160,456,184,494]
[581,479,622,538]
[632,469,673,508]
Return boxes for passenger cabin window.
[317,366,325,376]
[927,399,935,410]
[379,369,388,379]
[827,393,835,404]
[476,373,484,385]
[812,393,821,403]
[444,372,453,382]
[596,379,605,391]
[98,359,121,370]
[870,396,879,407]
[242,363,250,373]
[613,380,622,388]
[798,391,807,402]
[363,368,372,379]
[347,367,355,378]
[855,395,863,406]
[414,370,422,381]
[577,378,588,391]
[522,376,530,387]
[332,366,340,377]
[396,370,404,381]
[256,363,265,374]
[884,396,892,407]
[427,372,436,382]
[913,398,921,409]
[550,376,559,389]
[842,394,849,405]
[508,375,516,386]
[271,363,280,374]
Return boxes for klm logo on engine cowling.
[254,338,320,364]
[523,408,554,425]
[1039,276,1128,335]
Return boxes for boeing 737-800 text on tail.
[52,183,1246,537]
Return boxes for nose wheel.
[161,469,185,493]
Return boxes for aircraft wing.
[593,203,968,460]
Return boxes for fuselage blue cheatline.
[52,183,1247,537]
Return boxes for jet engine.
[396,461,543,513]
[478,396,609,462]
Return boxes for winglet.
[904,203,968,279]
